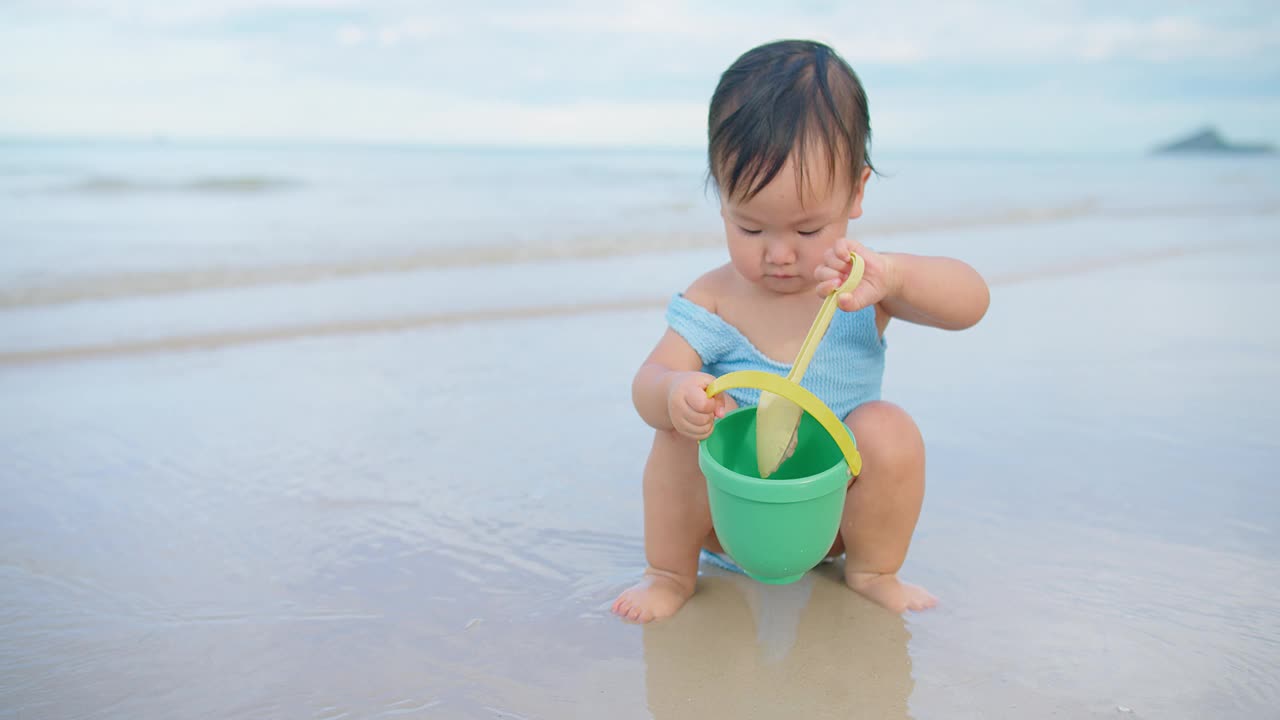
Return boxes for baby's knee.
[846,401,924,467]
[655,427,698,447]
[650,427,703,462]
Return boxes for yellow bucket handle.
[705,370,862,477]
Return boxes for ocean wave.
[54,175,301,194]
[0,238,1257,367]
[0,199,1274,310]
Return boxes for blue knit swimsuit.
[666,293,886,419]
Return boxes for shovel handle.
[787,252,865,383]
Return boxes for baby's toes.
[907,590,938,612]
[611,596,630,616]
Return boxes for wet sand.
[2,212,1279,718]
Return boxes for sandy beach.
[3,150,1280,718]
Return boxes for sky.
[1,0,1277,151]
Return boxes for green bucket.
[698,401,856,585]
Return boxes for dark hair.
[708,39,874,204]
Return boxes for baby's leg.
[839,401,938,613]
[611,428,712,623]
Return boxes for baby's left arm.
[816,238,989,330]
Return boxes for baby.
[612,39,991,622]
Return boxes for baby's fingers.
[712,393,730,419]
[832,236,858,259]
[815,279,841,298]
[678,411,715,440]
[690,422,714,441]
[822,245,853,269]
[836,284,878,313]
[685,383,716,414]
[815,264,841,283]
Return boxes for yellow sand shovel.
[756,252,865,478]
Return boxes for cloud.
[467,2,1280,64]
[8,0,364,25]
[819,6,1280,64]
[1074,15,1280,62]
[337,16,456,47]
[1,0,1276,148]
[335,24,364,45]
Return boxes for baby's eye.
[798,228,823,237]
[738,226,762,235]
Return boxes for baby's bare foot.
[611,570,694,623]
[847,571,938,613]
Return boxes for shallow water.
[2,147,1279,718]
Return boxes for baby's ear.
[848,166,872,219]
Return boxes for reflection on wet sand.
[643,566,913,719]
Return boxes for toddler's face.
[719,151,869,295]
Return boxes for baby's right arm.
[631,334,725,439]
[632,276,730,439]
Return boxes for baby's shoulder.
[683,264,736,313]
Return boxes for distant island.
[1153,127,1275,154]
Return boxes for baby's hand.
[814,237,901,313]
[667,372,728,440]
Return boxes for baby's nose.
[765,239,796,265]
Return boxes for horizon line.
[0,133,1179,157]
